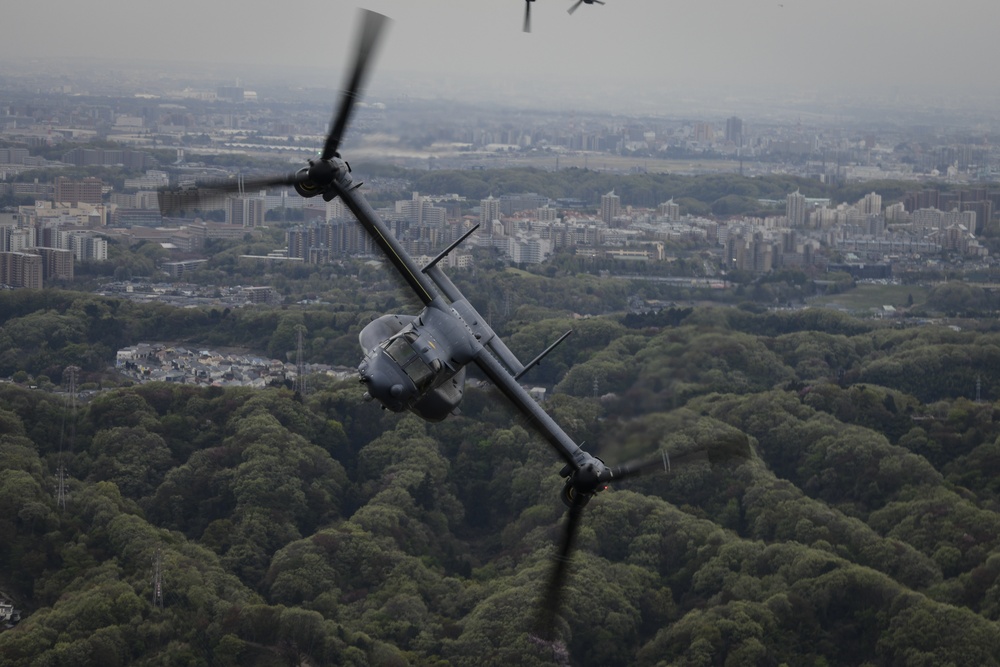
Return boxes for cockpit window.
[385,336,416,365]
[384,333,435,389]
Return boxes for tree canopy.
[5,276,1000,665]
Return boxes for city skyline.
[5,0,1000,109]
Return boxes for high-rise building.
[31,247,74,280]
[480,195,501,236]
[537,206,559,222]
[227,196,266,228]
[658,199,680,221]
[786,190,806,227]
[725,117,744,145]
[397,192,446,228]
[0,251,43,288]
[961,200,992,235]
[904,189,940,212]
[858,192,882,216]
[86,236,108,261]
[601,190,620,225]
[0,148,29,164]
[287,227,309,260]
[55,177,103,206]
[8,228,35,252]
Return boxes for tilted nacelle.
[293,157,356,200]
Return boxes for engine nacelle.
[293,167,321,198]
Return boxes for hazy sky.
[5,0,999,98]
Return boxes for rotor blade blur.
[536,496,585,639]
[524,0,531,32]
[601,449,708,483]
[321,9,390,161]
[600,435,752,484]
[707,432,753,465]
[567,0,584,15]
[157,172,304,216]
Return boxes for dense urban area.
[2,59,999,295]
[5,55,1000,667]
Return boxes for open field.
[810,283,930,312]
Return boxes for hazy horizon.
[5,0,999,104]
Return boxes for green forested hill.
[4,297,1000,665]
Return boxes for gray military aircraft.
[159,8,744,641]
[523,0,606,32]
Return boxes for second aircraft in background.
[523,0,606,33]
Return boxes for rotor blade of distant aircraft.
[567,0,584,15]
[536,494,586,640]
[524,0,532,32]
[157,172,306,216]
[321,9,390,161]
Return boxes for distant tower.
[151,546,164,609]
[56,366,80,512]
[601,190,620,225]
[55,465,68,513]
[786,190,806,227]
[725,116,744,145]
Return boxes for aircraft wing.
[334,182,589,472]
[336,184,438,306]
[473,348,589,471]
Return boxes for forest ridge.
[3,276,1000,664]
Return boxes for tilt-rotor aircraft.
[523,0,606,32]
[159,9,743,644]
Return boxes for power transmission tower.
[55,465,67,513]
[55,366,80,512]
[977,375,982,403]
[295,324,307,397]
[151,546,164,610]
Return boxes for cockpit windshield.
[384,332,434,389]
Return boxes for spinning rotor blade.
[603,434,752,483]
[567,0,584,14]
[533,435,752,639]
[321,9,390,161]
[158,172,307,216]
[159,11,390,217]
[601,449,705,483]
[536,493,586,639]
[524,0,532,32]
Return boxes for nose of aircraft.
[357,350,414,412]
